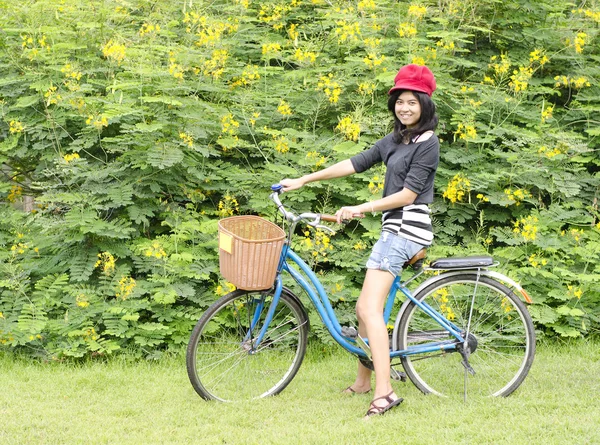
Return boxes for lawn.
[1,340,599,444]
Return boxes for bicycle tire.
[396,274,535,398]
[186,287,309,402]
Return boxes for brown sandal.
[365,391,403,417]
[342,386,371,395]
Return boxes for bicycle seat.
[428,256,494,270]
[404,248,427,270]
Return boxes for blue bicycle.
[186,185,535,402]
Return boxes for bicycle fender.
[479,270,533,304]
[390,270,532,351]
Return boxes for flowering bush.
[0,0,599,357]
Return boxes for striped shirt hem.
[382,204,433,246]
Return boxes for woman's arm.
[280,159,356,191]
[335,188,418,223]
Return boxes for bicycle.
[186,185,536,402]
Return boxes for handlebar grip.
[320,214,339,223]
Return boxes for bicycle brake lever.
[314,224,336,235]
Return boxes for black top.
[350,133,440,205]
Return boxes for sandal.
[365,391,403,417]
[342,386,371,395]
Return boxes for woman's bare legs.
[346,269,399,409]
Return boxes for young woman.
[280,64,439,418]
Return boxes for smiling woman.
[280,64,440,418]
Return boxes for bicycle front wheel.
[396,274,535,398]
[186,287,309,402]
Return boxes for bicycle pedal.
[355,335,372,361]
[341,326,358,339]
[391,368,407,382]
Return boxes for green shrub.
[0,0,598,358]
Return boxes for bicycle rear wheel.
[396,274,535,398]
[186,287,309,402]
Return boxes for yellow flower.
[364,52,386,68]
[368,175,384,194]
[116,276,137,300]
[63,153,80,163]
[86,114,109,130]
[179,132,194,148]
[76,294,90,308]
[358,82,376,95]
[221,113,240,136]
[44,86,62,106]
[573,32,587,53]
[541,105,554,123]
[217,194,240,217]
[144,240,167,259]
[288,24,299,42]
[102,40,126,64]
[408,4,427,19]
[317,73,342,103]
[489,54,510,76]
[95,252,116,275]
[202,49,228,79]
[293,48,317,64]
[231,65,260,88]
[306,151,327,169]
[273,135,290,153]
[139,23,160,37]
[258,3,290,30]
[336,116,360,141]
[509,66,533,93]
[249,111,261,127]
[188,15,238,46]
[277,100,293,116]
[353,240,367,250]
[169,62,185,80]
[9,120,24,134]
[357,0,376,12]
[554,75,591,89]
[262,42,282,56]
[6,184,23,202]
[443,173,471,203]
[216,281,236,296]
[398,22,417,38]
[504,188,531,206]
[454,123,477,141]
[335,20,361,43]
[513,215,539,241]
[411,56,425,66]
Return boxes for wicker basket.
[218,215,286,290]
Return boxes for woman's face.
[394,91,422,129]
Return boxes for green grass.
[1,340,599,445]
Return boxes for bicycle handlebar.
[270,184,337,233]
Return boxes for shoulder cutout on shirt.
[413,131,434,143]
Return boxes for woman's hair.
[387,90,438,143]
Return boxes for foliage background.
[0,0,598,358]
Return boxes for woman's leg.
[355,269,399,410]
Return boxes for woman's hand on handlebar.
[280,177,305,192]
[335,206,365,224]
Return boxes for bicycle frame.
[252,242,467,359]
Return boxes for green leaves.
[0,0,598,357]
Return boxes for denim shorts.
[366,232,425,277]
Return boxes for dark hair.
[387,90,438,143]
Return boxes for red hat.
[388,64,436,96]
